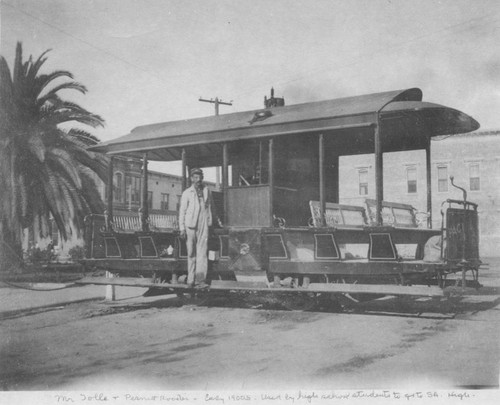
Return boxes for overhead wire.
[231,13,500,101]
[3,2,156,75]
[3,2,499,110]
[1,1,200,100]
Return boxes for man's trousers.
[185,209,209,286]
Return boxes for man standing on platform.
[179,168,213,288]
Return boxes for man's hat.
[190,168,203,176]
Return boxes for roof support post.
[319,133,326,226]
[258,141,263,184]
[215,167,221,189]
[141,153,149,232]
[332,154,339,203]
[425,134,432,228]
[374,118,384,226]
[269,138,274,227]
[106,156,114,231]
[222,143,229,225]
[181,148,187,191]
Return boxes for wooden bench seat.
[365,199,418,228]
[111,214,178,233]
[309,201,367,228]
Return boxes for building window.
[406,166,417,193]
[113,172,123,202]
[437,166,448,192]
[161,193,169,211]
[469,163,480,191]
[176,195,182,211]
[358,169,368,195]
[131,177,141,204]
[125,176,131,204]
[147,191,153,209]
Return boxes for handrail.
[445,199,478,210]
[450,176,467,204]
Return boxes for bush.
[26,246,57,265]
[68,245,86,262]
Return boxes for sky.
[1,0,500,175]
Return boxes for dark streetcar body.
[81,88,482,306]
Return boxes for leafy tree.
[0,42,108,269]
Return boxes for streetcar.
[80,87,482,308]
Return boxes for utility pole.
[199,96,232,116]
[199,96,232,190]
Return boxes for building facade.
[108,157,187,217]
[339,130,500,257]
[28,156,217,259]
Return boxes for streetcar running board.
[76,277,191,289]
[76,277,445,297]
[307,283,444,297]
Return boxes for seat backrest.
[112,215,141,232]
[365,199,417,227]
[148,213,178,230]
[112,213,179,232]
[309,201,367,227]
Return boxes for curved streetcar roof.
[89,87,479,161]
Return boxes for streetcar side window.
[266,234,287,259]
[139,236,157,257]
[369,233,396,260]
[314,234,339,259]
[104,237,121,258]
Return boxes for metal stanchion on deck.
[105,271,115,301]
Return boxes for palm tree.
[0,42,108,269]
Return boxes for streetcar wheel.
[176,290,211,306]
[277,292,318,311]
[192,290,211,306]
[316,293,344,312]
[143,287,170,297]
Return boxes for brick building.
[339,129,500,257]
[108,156,188,217]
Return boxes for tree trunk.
[0,223,24,272]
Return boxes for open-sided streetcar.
[80,87,482,309]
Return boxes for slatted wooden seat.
[364,199,418,228]
[148,214,178,230]
[111,214,178,232]
[112,215,141,233]
[309,201,367,228]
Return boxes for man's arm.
[178,190,188,237]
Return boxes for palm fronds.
[0,41,108,250]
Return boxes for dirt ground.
[1,262,499,395]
